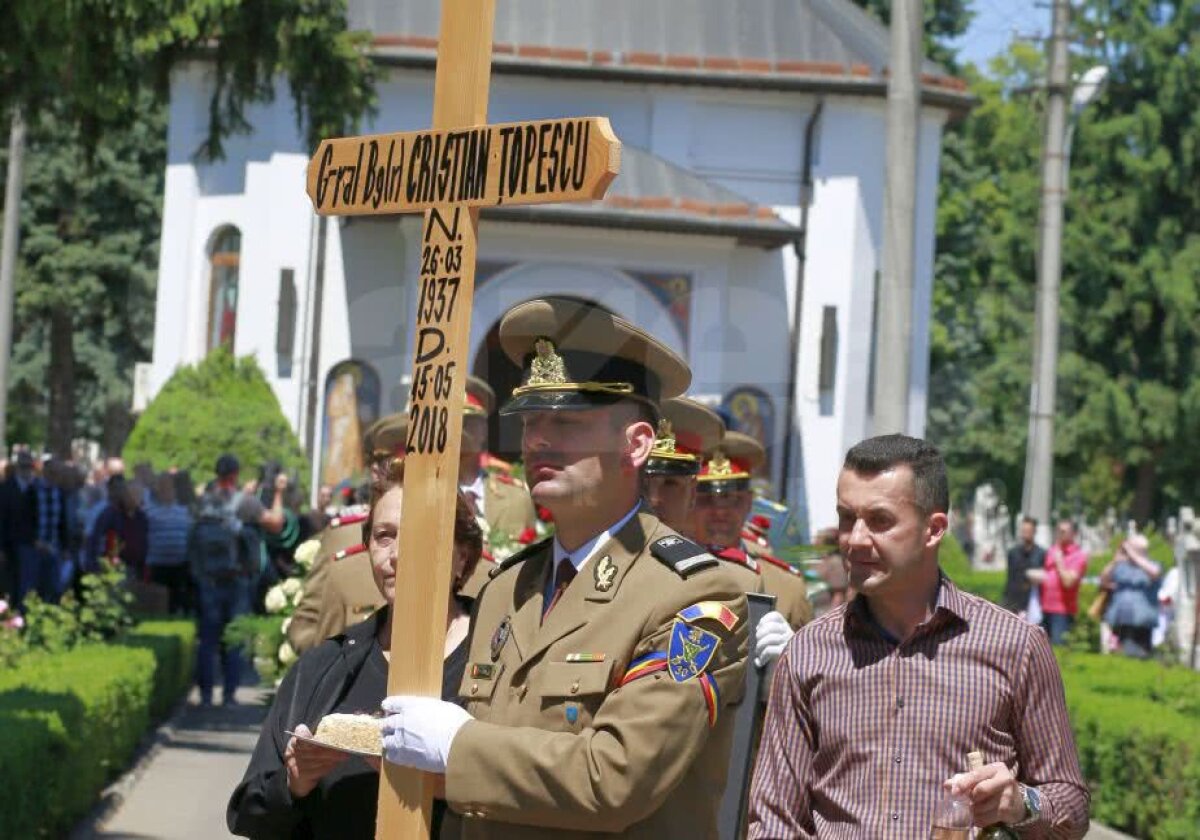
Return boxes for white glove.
[754,610,794,668]
[380,695,472,773]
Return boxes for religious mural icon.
[667,619,720,682]
[722,386,775,473]
[593,555,617,592]
[490,615,512,662]
[320,359,381,490]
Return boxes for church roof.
[483,145,797,248]
[350,0,970,110]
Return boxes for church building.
[148,0,970,536]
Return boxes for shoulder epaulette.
[759,553,801,576]
[329,510,368,529]
[333,543,367,561]
[713,545,761,574]
[488,537,551,578]
[650,535,719,578]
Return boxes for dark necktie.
[543,558,577,620]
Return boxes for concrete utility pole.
[0,109,27,452]
[871,0,923,435]
[1021,0,1071,545]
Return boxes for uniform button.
[470,683,479,695]
[891,812,899,821]
[570,681,580,694]
[896,697,904,708]
[894,753,901,763]
[347,639,356,646]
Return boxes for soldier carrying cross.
[379,297,753,838]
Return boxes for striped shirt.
[749,577,1089,839]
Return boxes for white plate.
[285,729,381,758]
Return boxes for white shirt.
[461,472,487,517]
[545,503,640,601]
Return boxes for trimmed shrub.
[0,620,195,837]
[122,348,306,485]
[939,533,1006,603]
[124,620,197,718]
[0,646,154,837]
[1058,652,1200,838]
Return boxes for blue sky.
[949,0,1047,68]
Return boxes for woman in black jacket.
[227,464,482,838]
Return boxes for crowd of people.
[1003,515,1171,658]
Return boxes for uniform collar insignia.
[593,555,617,591]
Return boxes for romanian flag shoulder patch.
[677,601,739,632]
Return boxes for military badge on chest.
[490,615,512,661]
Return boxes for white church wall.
[151,59,951,533]
[794,103,887,531]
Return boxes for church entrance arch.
[469,262,686,459]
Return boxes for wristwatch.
[1012,784,1042,828]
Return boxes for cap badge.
[528,338,569,387]
[707,450,734,477]
[654,419,678,453]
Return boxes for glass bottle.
[969,751,1020,840]
[929,769,973,840]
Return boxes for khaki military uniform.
[446,508,749,838]
[459,471,538,601]
[311,549,384,645]
[287,511,370,654]
[750,543,813,629]
[484,471,536,538]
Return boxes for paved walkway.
[76,686,267,840]
[75,686,1138,839]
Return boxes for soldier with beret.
[379,297,750,838]
[458,375,538,599]
[695,431,813,637]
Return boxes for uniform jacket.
[482,471,537,540]
[459,471,537,601]
[445,507,750,838]
[743,540,812,629]
[288,514,381,654]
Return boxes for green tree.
[1058,0,1200,521]
[2,95,164,451]
[925,44,1046,510]
[927,3,1200,523]
[123,348,306,483]
[1,0,376,455]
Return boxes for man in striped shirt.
[749,434,1089,839]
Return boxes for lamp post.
[1020,3,1109,547]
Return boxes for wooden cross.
[305,1,620,836]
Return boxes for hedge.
[0,620,195,837]
[1059,652,1200,838]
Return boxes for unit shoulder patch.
[650,535,719,577]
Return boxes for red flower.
[517,527,537,544]
[537,506,554,523]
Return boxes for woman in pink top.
[1039,520,1087,645]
